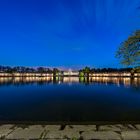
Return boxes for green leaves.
[116,30,140,67]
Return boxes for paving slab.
[62,130,80,139]
[6,125,44,139]
[45,130,80,139]
[81,131,121,140]
[123,124,136,130]
[126,124,137,130]
[121,131,140,140]
[135,124,140,130]
[46,139,67,140]
[45,125,61,131]
[1,124,140,140]
[65,125,96,131]
[0,124,14,138]
[99,125,122,132]
[99,124,136,131]
[44,130,64,139]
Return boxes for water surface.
[0,77,140,123]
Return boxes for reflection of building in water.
[0,77,140,87]
[0,77,13,83]
[0,77,53,85]
[89,77,131,87]
[23,77,53,83]
[63,77,79,83]
[123,78,131,87]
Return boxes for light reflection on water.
[0,77,140,87]
[0,76,140,122]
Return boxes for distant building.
[63,70,79,76]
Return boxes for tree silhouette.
[116,30,140,67]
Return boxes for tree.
[83,66,90,77]
[37,67,47,73]
[79,70,84,77]
[0,66,4,72]
[53,68,59,76]
[116,30,140,67]
[46,68,53,74]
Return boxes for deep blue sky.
[0,0,140,68]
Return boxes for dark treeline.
[79,67,133,77]
[89,68,132,73]
[0,65,132,73]
[0,66,54,73]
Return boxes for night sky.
[0,0,140,68]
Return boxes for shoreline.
[0,75,140,77]
[1,121,140,125]
[0,72,140,77]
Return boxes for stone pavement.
[0,124,140,139]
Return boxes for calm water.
[0,77,140,123]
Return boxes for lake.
[0,77,140,123]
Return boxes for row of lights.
[89,73,131,77]
[0,72,140,77]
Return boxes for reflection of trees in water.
[0,77,140,87]
[131,78,140,90]
[53,76,63,84]
[79,77,90,85]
